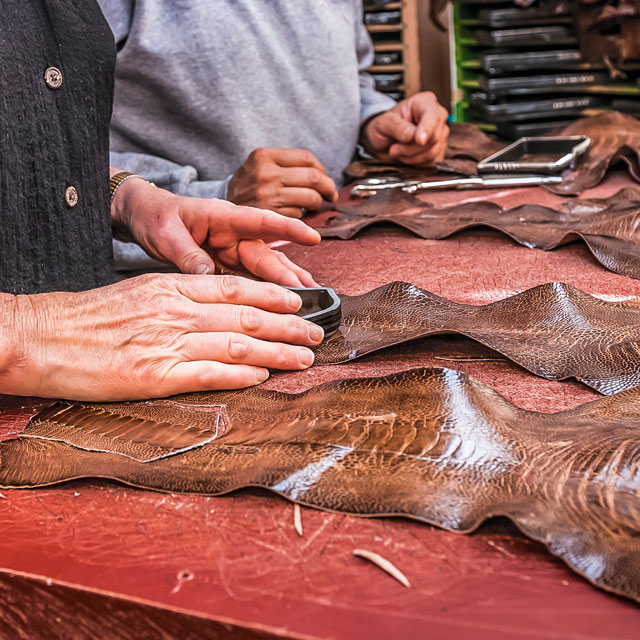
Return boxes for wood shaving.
[293,503,303,537]
[353,549,411,588]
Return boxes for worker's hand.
[4,275,323,401]
[112,177,320,287]
[227,148,338,219]
[361,92,449,166]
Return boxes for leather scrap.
[1,368,638,602]
[314,281,640,395]
[323,187,640,280]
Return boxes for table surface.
[1,173,640,639]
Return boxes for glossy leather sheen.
[314,281,640,394]
[325,187,640,280]
[0,367,638,602]
[347,113,640,196]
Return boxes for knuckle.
[300,150,315,164]
[238,306,261,333]
[226,334,249,360]
[218,275,244,302]
[308,192,323,209]
[251,148,268,162]
[306,168,321,187]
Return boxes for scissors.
[350,174,563,198]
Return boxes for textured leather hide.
[325,187,640,280]
[347,113,640,197]
[1,368,638,602]
[314,281,640,395]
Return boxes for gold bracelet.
[109,172,155,203]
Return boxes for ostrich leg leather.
[325,187,640,280]
[0,368,638,603]
[313,281,640,395]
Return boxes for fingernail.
[298,348,314,367]
[256,369,270,383]
[194,264,211,275]
[287,291,302,309]
[308,324,324,343]
[332,192,339,202]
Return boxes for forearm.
[0,293,18,382]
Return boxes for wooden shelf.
[363,0,421,98]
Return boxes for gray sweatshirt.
[99,0,396,198]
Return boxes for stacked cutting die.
[363,0,422,101]
[452,0,640,139]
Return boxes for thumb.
[156,223,216,275]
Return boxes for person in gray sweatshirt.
[99,0,448,266]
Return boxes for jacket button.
[65,186,79,208]
[44,66,63,89]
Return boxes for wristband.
[110,172,154,204]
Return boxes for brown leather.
[546,112,640,195]
[576,0,640,63]
[1,367,638,602]
[314,281,640,394]
[325,187,640,280]
[348,113,640,197]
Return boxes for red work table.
[1,173,640,639]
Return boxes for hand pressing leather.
[361,92,449,166]
[2,275,322,401]
[227,148,338,219]
[111,174,320,286]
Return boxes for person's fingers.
[226,207,321,246]
[413,106,443,147]
[173,274,302,313]
[276,206,304,219]
[237,240,313,287]
[372,110,417,146]
[182,333,315,370]
[392,144,447,167]
[274,251,319,288]
[280,168,337,203]
[272,148,327,172]
[165,361,271,393]
[187,302,324,344]
[390,122,450,165]
[389,142,435,158]
[148,216,217,276]
[276,187,325,212]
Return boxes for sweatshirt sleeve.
[355,2,398,125]
[109,151,233,200]
[100,0,234,200]
[97,0,134,46]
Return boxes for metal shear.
[350,174,563,198]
